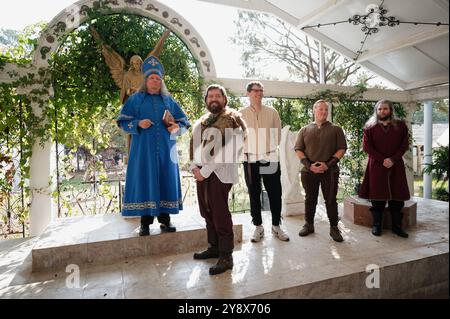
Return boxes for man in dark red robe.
[359,99,410,238]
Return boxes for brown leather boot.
[298,223,315,237]
[330,226,344,242]
[193,247,219,260]
[209,254,233,275]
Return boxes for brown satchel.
[162,109,175,127]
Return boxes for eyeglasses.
[250,89,264,92]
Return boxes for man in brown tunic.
[190,84,247,275]
[359,99,410,238]
[295,100,347,242]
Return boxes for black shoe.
[330,226,344,242]
[209,256,233,275]
[392,227,409,238]
[160,223,176,232]
[193,248,219,260]
[371,210,383,236]
[372,224,382,236]
[299,223,314,237]
[139,225,150,236]
[391,211,408,238]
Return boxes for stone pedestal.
[343,196,417,229]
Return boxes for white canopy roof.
[199,0,449,90]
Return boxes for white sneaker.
[251,225,264,243]
[272,225,290,241]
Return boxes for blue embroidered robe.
[117,92,190,217]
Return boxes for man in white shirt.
[240,81,289,243]
[190,84,246,275]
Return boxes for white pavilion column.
[21,89,56,236]
[29,139,55,236]
[423,100,433,199]
[404,102,416,197]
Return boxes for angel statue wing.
[146,28,172,60]
[90,26,126,91]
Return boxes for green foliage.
[50,14,203,153]
[433,187,449,202]
[0,29,18,46]
[0,90,37,228]
[1,9,205,222]
[412,99,449,124]
[1,23,48,216]
[272,98,311,132]
[0,23,47,65]
[423,145,449,187]
[48,13,204,215]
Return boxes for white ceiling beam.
[198,0,445,91]
[302,28,407,89]
[206,77,411,102]
[197,0,299,25]
[432,0,449,12]
[408,83,449,101]
[296,0,351,28]
[357,27,449,63]
[358,60,408,90]
[199,0,350,29]
[413,44,449,70]
[409,83,449,101]
[405,75,449,91]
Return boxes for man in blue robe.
[117,55,190,236]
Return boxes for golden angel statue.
[90,25,171,104]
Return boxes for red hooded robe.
[359,120,410,201]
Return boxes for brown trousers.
[196,173,234,256]
[300,171,340,226]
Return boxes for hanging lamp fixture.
[301,1,449,60]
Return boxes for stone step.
[247,250,448,298]
[32,212,242,272]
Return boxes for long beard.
[207,102,224,114]
[377,114,392,121]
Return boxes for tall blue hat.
[141,29,171,78]
[142,55,165,78]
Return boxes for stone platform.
[32,213,242,272]
[343,196,417,229]
[0,198,447,299]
